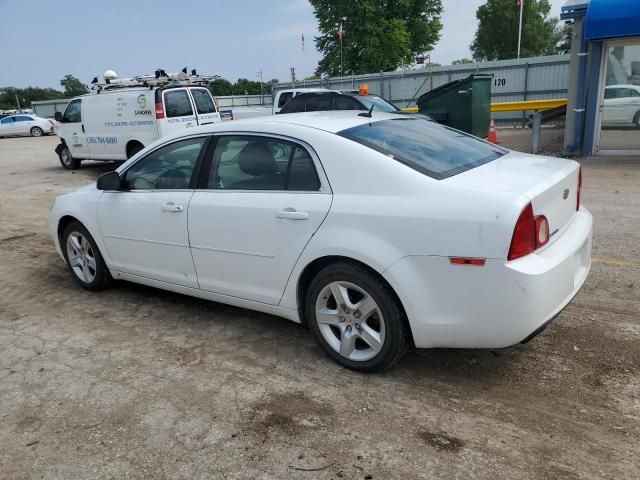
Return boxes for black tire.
[634,111,640,129]
[58,146,81,170]
[61,221,113,291]
[127,142,144,159]
[305,261,410,372]
[30,126,43,137]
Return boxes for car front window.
[123,137,206,190]
[339,118,507,180]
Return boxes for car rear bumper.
[383,207,593,349]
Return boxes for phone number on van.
[87,136,118,144]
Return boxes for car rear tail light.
[576,166,582,211]
[507,203,535,261]
[48,119,54,125]
[534,215,549,249]
[155,102,165,119]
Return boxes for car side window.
[1,117,14,124]
[123,137,206,190]
[630,89,640,97]
[287,146,321,191]
[208,136,321,191]
[164,90,193,118]
[278,92,293,108]
[15,116,32,122]
[333,96,361,110]
[62,99,81,123]
[305,95,332,112]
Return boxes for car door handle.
[276,208,309,220]
[81,124,85,133]
[161,202,184,213]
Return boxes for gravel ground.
[0,134,638,480]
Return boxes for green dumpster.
[416,74,492,138]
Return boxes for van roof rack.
[90,68,219,93]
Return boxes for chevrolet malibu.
[49,112,592,371]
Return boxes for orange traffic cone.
[487,118,499,144]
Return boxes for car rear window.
[339,118,506,180]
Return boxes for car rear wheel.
[59,146,81,170]
[30,126,43,137]
[634,111,640,129]
[306,262,410,372]
[62,221,112,291]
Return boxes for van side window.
[164,90,193,118]
[191,88,216,114]
[62,99,81,123]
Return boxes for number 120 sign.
[494,78,506,87]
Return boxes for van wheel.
[30,126,43,137]
[59,146,81,170]
[127,142,144,159]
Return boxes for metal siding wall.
[274,55,570,121]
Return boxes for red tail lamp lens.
[508,203,535,261]
[155,102,164,119]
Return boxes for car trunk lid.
[445,151,581,247]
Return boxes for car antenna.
[358,104,374,118]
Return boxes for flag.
[337,22,344,46]
[301,33,305,51]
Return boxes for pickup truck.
[230,88,329,120]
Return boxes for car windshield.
[346,94,398,113]
[339,118,507,180]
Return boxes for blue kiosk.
[562,0,640,155]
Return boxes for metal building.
[562,0,640,155]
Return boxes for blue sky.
[0,0,564,89]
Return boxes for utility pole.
[517,0,524,59]
[290,67,296,89]
[15,94,21,111]
[257,70,264,105]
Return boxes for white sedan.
[602,84,640,128]
[49,112,592,371]
[0,114,54,137]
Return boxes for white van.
[54,75,221,169]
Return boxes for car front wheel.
[306,262,410,372]
[30,126,43,137]
[62,221,112,291]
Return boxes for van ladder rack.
[90,71,219,93]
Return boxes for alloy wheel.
[66,232,97,283]
[314,281,385,362]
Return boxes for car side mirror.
[97,171,122,191]
[54,112,62,122]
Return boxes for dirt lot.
[0,134,638,480]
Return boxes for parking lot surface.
[1,135,638,479]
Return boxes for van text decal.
[105,120,154,127]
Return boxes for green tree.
[233,78,263,95]
[310,0,443,75]
[555,22,573,54]
[0,86,65,110]
[471,0,559,61]
[208,78,234,96]
[452,58,474,65]
[60,74,89,97]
